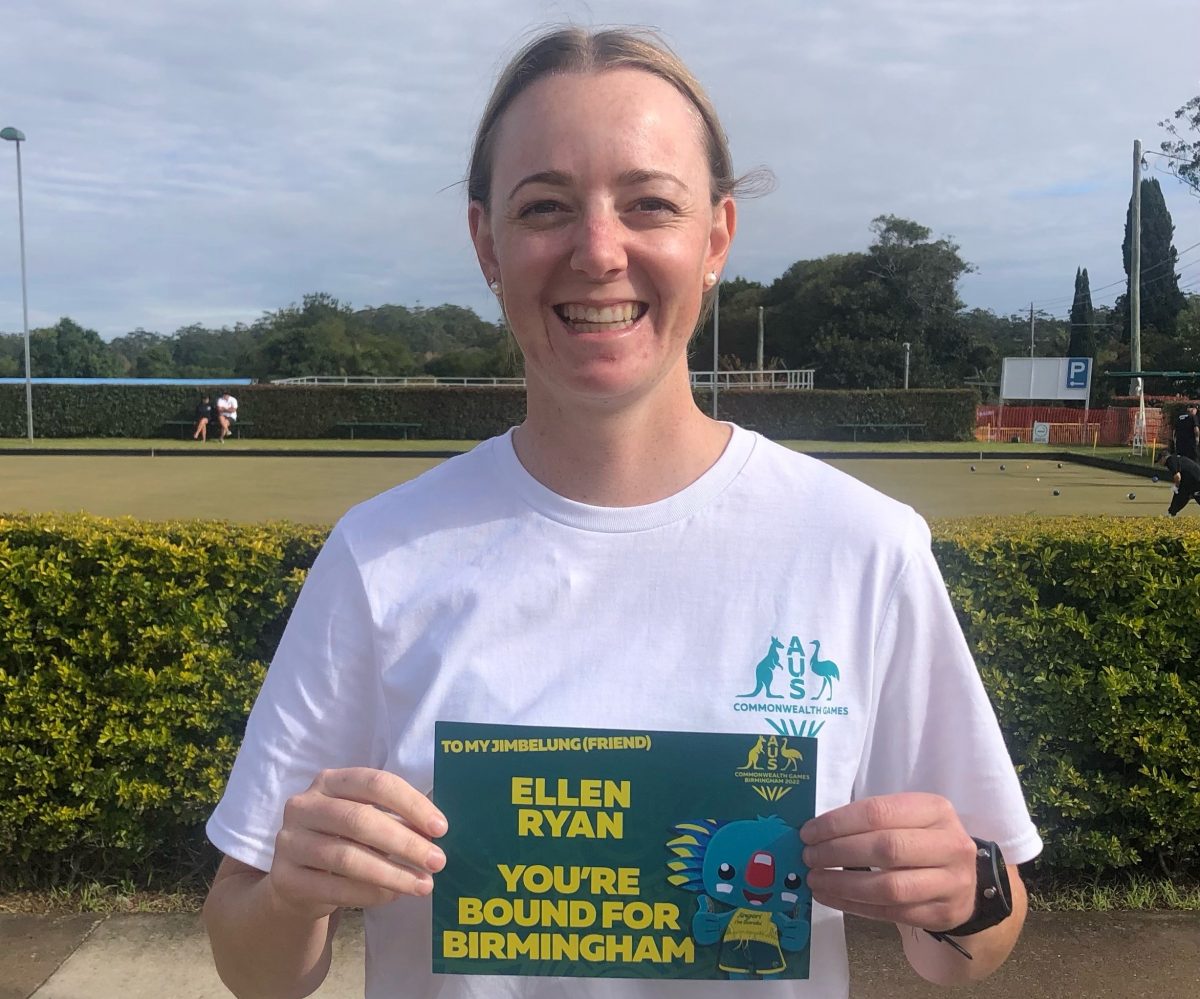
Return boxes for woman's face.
[469,69,735,411]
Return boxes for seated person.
[193,395,213,441]
[216,391,239,440]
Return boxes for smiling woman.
[202,26,1041,999]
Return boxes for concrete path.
[2,911,1197,997]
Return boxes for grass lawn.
[0,448,1175,523]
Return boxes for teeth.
[560,303,639,324]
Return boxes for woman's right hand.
[266,767,448,921]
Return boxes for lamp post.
[902,341,911,390]
[1,126,32,442]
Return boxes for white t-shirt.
[218,395,238,420]
[207,425,1041,999]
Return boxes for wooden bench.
[162,419,253,439]
[334,421,422,440]
[834,422,925,442]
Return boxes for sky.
[0,0,1198,341]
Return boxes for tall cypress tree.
[1067,267,1096,358]
[1120,177,1187,339]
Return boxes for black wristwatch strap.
[924,837,1013,959]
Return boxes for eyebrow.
[506,168,689,202]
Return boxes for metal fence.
[272,370,817,390]
[975,405,1164,447]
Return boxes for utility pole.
[903,341,911,390]
[756,306,764,386]
[1129,139,1143,399]
[711,282,720,419]
[1029,302,1035,357]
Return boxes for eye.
[784,872,802,890]
[632,197,676,214]
[517,200,566,219]
[718,863,735,880]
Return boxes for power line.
[1017,240,1200,314]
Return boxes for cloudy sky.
[1,0,1198,340]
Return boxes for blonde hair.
[468,26,742,210]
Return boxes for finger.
[277,827,436,893]
[314,768,448,838]
[286,795,447,874]
[800,793,954,846]
[807,868,973,930]
[803,827,971,873]
[806,866,959,909]
[806,892,968,931]
[271,863,419,913]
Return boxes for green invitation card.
[432,722,817,981]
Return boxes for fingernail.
[428,815,448,837]
[413,874,434,896]
[427,847,447,871]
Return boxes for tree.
[1116,178,1188,344]
[689,277,766,370]
[1160,95,1200,197]
[758,217,976,389]
[108,328,175,376]
[0,333,23,377]
[1067,268,1097,359]
[29,317,120,377]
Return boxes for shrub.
[933,516,1200,875]
[0,384,977,441]
[0,514,325,885]
[1,511,1197,886]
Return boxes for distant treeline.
[3,213,1196,395]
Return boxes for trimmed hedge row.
[932,517,1200,876]
[2,512,1195,886]
[0,384,978,441]
[0,515,327,885]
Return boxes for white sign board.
[1000,357,1092,401]
[1032,421,1050,444]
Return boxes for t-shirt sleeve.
[206,524,388,873]
[854,515,1043,866]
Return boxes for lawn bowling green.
[825,458,1164,518]
[0,454,1171,523]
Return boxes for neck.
[514,372,732,507]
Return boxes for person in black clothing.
[1161,452,1200,515]
[193,395,213,441]
[1172,403,1199,460]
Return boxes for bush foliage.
[933,516,1200,876]
[0,384,977,441]
[0,514,326,885]
[1,512,1197,886]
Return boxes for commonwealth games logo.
[734,735,807,802]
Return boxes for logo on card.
[734,735,806,802]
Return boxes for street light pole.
[1,126,32,442]
[902,341,911,390]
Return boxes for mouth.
[742,890,773,906]
[553,301,648,334]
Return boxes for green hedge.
[0,384,977,441]
[0,514,326,885]
[933,517,1200,875]
[2,512,1196,886]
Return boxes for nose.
[745,850,776,889]
[570,207,627,279]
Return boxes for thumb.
[697,895,711,913]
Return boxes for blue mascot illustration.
[666,815,811,979]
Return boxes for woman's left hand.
[799,792,978,931]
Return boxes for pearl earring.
[704,272,718,288]
[489,279,501,295]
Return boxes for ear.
[469,200,499,281]
[704,196,737,279]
